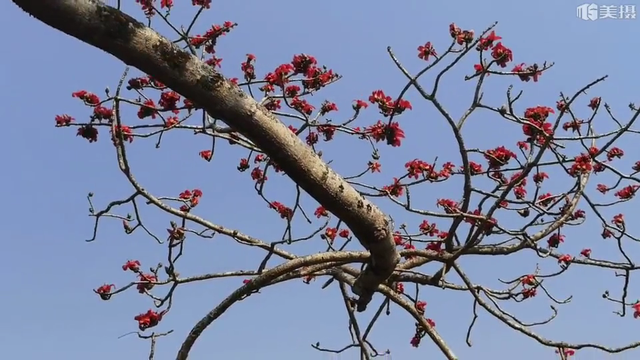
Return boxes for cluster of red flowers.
[270,201,293,220]
[134,310,164,331]
[178,189,203,212]
[322,227,350,243]
[94,258,166,330]
[409,301,436,348]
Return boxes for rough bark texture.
[13,0,400,310]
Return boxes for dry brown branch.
[13,0,399,312]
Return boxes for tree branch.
[12,0,399,310]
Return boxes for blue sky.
[3,0,640,359]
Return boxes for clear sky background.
[2,1,640,359]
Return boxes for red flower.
[417,42,437,61]
[533,172,548,184]
[513,186,527,199]
[556,100,567,111]
[368,90,412,117]
[537,193,554,207]
[612,213,625,228]
[291,54,317,74]
[382,178,404,197]
[419,220,439,236]
[111,125,134,144]
[270,201,293,220]
[491,43,513,67]
[436,199,459,214]
[405,159,434,179]
[410,335,421,348]
[263,99,281,110]
[366,120,405,147]
[522,288,537,299]
[137,99,158,119]
[72,90,100,105]
[426,241,443,253]
[468,162,483,175]
[134,309,164,331]
[569,153,593,177]
[558,254,573,266]
[77,125,98,143]
[393,232,404,246]
[524,106,554,122]
[368,161,381,173]
[449,23,462,38]
[521,275,536,286]
[477,30,501,50]
[238,158,249,171]
[571,209,586,220]
[95,284,115,300]
[291,97,315,115]
[251,167,267,184]
[522,106,555,144]
[159,90,180,113]
[165,117,179,127]
[314,206,328,218]
[484,146,516,169]
[199,150,213,161]
[318,125,337,142]
[54,114,74,127]
[464,209,496,234]
[512,63,542,82]
[607,147,624,161]
[122,260,141,272]
[547,233,565,248]
[563,119,583,132]
[137,273,157,293]
[473,63,486,74]
[324,228,337,242]
[353,100,368,110]
[556,348,575,358]
[178,189,203,212]
[439,162,455,179]
[615,185,639,200]
[632,301,640,318]
[319,101,338,116]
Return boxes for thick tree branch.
[12,0,399,310]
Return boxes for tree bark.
[12,0,399,310]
